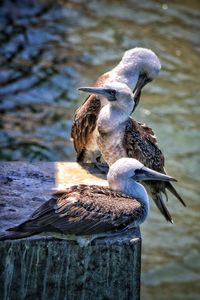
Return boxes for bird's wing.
[123,118,165,172]
[123,118,185,222]
[8,185,144,235]
[71,72,110,161]
[71,94,101,161]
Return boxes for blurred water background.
[0,0,199,299]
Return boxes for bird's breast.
[97,125,127,166]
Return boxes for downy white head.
[109,47,161,108]
[107,157,176,222]
[79,82,135,131]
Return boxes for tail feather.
[152,193,173,223]
[165,182,186,207]
[0,231,34,241]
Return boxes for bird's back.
[0,184,145,241]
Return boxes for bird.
[78,82,186,223]
[71,47,161,165]
[0,158,176,242]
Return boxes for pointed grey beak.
[133,166,177,182]
[78,86,116,101]
[132,74,152,111]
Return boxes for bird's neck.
[110,63,140,90]
[97,104,128,133]
[110,179,150,214]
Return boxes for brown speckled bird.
[0,158,176,242]
[71,47,161,164]
[78,82,186,223]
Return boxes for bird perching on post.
[71,48,161,165]
[78,82,186,223]
[0,158,176,242]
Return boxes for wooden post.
[0,162,141,300]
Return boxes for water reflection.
[0,0,200,299]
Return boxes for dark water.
[0,0,200,299]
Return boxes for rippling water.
[0,0,200,299]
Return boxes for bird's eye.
[109,90,116,97]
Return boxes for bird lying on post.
[71,47,161,166]
[78,82,186,223]
[0,158,175,242]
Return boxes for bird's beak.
[78,86,116,101]
[132,74,152,111]
[133,166,177,182]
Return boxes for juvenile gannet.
[71,47,161,164]
[0,158,175,241]
[78,82,186,223]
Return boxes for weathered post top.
[0,162,141,300]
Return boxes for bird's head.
[107,157,176,189]
[118,47,161,109]
[78,82,135,115]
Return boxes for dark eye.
[109,90,116,97]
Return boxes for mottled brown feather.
[71,94,101,161]
[9,185,145,236]
[123,118,185,222]
[71,73,110,161]
[124,118,165,172]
